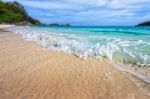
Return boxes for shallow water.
[8,26,150,65]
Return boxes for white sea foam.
[8,26,150,65]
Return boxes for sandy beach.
[0,26,150,99]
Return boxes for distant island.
[42,23,70,27]
[137,21,150,26]
[0,1,70,26]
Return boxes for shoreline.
[0,26,150,98]
[7,25,150,84]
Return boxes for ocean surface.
[8,26,150,65]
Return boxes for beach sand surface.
[0,28,150,99]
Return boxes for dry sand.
[0,28,150,99]
[0,24,15,29]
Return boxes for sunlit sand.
[0,26,150,99]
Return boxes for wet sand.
[0,28,150,99]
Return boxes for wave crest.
[8,26,150,65]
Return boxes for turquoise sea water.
[9,26,150,65]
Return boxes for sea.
[8,26,150,66]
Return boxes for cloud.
[3,0,150,26]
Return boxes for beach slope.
[0,28,150,99]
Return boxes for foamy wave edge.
[7,26,150,84]
[8,26,150,65]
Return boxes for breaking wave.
[8,26,150,65]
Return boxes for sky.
[4,0,150,26]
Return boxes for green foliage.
[0,1,40,25]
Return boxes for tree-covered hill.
[137,21,150,26]
[0,1,41,25]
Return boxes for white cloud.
[3,0,150,25]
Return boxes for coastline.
[0,25,150,99]
[0,24,15,29]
